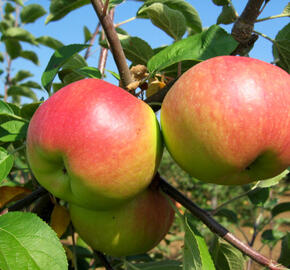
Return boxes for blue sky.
[1,0,289,100]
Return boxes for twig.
[231,0,265,55]
[90,0,132,88]
[253,30,275,43]
[6,187,47,212]
[256,14,290,22]
[71,224,79,270]
[114,16,136,28]
[84,23,101,60]
[102,0,110,16]
[211,187,260,215]
[247,210,264,270]
[156,174,287,270]
[98,9,114,77]
[94,250,114,270]
[4,57,12,101]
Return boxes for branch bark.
[156,174,287,270]
[231,0,265,55]
[90,0,132,88]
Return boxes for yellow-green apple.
[26,78,163,210]
[69,185,174,257]
[161,56,290,185]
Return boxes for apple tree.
[0,0,289,270]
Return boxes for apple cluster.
[26,78,174,256]
[26,56,290,256]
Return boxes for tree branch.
[98,9,114,77]
[90,0,132,88]
[231,0,265,55]
[156,174,287,270]
[4,187,48,213]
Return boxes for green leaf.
[0,115,28,142]
[148,25,238,73]
[261,229,285,245]
[137,0,202,34]
[272,202,290,217]
[129,260,182,270]
[247,188,269,206]
[83,26,92,43]
[52,83,65,93]
[109,0,125,9]
[41,44,89,93]
[118,34,154,65]
[278,233,290,267]
[61,53,87,70]
[214,209,238,223]
[217,5,238,25]
[20,81,42,90]
[0,52,4,62]
[212,0,230,6]
[0,100,15,117]
[0,212,68,270]
[210,238,244,270]
[282,3,290,16]
[74,66,102,79]
[256,169,289,188]
[58,54,88,84]
[36,36,64,50]
[12,70,33,83]
[20,50,39,65]
[0,147,14,183]
[46,0,90,23]
[20,4,47,24]
[7,0,23,6]
[8,86,38,102]
[106,70,120,81]
[273,23,290,73]
[21,102,42,119]
[183,214,215,270]
[4,3,15,14]
[3,27,38,45]
[4,40,21,59]
[137,2,186,40]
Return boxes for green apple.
[161,56,290,185]
[69,186,174,257]
[26,79,163,210]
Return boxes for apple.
[161,56,290,185]
[26,78,163,210]
[69,185,174,257]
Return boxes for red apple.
[161,56,290,185]
[26,79,163,210]
[69,185,174,257]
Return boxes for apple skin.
[26,78,163,210]
[69,186,174,257]
[161,56,290,185]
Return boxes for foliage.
[0,0,289,270]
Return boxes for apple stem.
[156,174,287,270]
